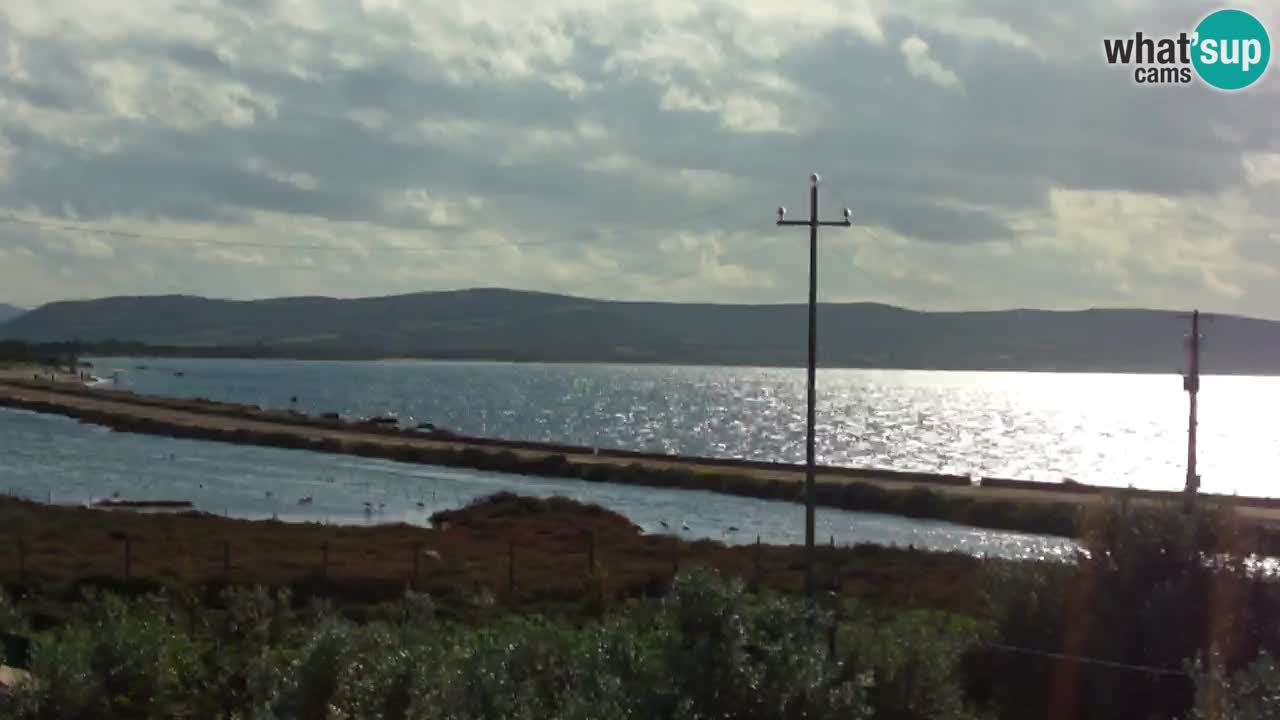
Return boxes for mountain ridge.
[2,289,1275,374]
[0,303,25,324]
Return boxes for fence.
[0,521,889,612]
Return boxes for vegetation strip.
[3,492,1280,719]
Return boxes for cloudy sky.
[0,0,1277,317]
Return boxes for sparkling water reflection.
[92,358,1280,496]
[0,408,1077,561]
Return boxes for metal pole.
[1184,310,1201,512]
[776,173,852,605]
[805,178,819,602]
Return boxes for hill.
[1,288,1275,373]
[0,303,25,324]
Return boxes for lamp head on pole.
[809,172,820,187]
[843,208,852,221]
[777,207,787,223]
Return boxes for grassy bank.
[0,493,984,619]
[5,495,1280,719]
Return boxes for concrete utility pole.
[1182,310,1205,512]
[775,173,851,604]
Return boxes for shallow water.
[0,407,1078,561]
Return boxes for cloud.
[899,35,963,90]
[0,0,1276,321]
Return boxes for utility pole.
[1182,310,1204,512]
[776,173,851,604]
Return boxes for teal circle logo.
[1192,9,1270,90]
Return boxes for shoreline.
[3,375,1280,544]
[0,347,1260,376]
[88,352,1275,376]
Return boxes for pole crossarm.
[772,172,853,606]
[777,220,852,227]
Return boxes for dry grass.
[0,493,985,618]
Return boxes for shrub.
[3,572,996,720]
[1190,650,1280,720]
[974,497,1280,720]
[13,590,205,720]
[900,487,947,520]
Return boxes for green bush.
[1190,650,1280,720]
[900,487,947,519]
[975,497,1280,720]
[3,571,991,720]
[14,590,206,720]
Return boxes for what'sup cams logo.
[1103,8,1271,90]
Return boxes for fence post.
[17,534,27,582]
[508,541,515,595]
[754,535,762,586]
[321,541,329,581]
[587,530,596,575]
[829,535,837,592]
[671,537,679,577]
[828,617,838,659]
[124,536,132,579]
[413,542,422,590]
[223,541,230,577]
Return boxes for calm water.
[0,407,1075,560]
[91,357,1280,496]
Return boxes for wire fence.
[0,511,1204,684]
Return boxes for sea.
[5,357,1276,560]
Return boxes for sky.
[0,0,1277,317]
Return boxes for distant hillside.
[2,289,1276,373]
[0,303,25,324]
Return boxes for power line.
[978,642,1190,678]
